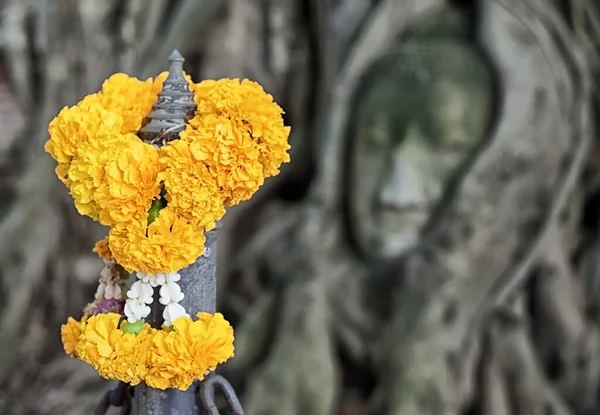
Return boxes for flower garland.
[61,309,235,390]
[45,72,290,274]
[63,235,236,390]
[51,70,290,389]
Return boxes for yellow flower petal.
[109,207,206,274]
[45,72,290,276]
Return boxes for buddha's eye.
[365,113,392,149]
[435,138,472,152]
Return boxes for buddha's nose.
[377,150,428,210]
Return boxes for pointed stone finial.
[138,50,196,145]
[169,49,184,62]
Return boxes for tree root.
[241,270,338,415]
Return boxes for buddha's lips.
[374,199,428,214]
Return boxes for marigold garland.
[61,311,234,389]
[50,69,289,389]
[60,187,235,389]
[158,138,226,228]
[108,207,207,274]
[45,72,290,273]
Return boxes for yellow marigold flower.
[181,312,235,366]
[45,98,123,176]
[47,102,126,219]
[67,134,134,220]
[46,69,291,275]
[54,163,70,186]
[145,312,235,390]
[75,313,152,385]
[108,207,206,274]
[97,73,157,134]
[61,312,234,388]
[158,139,225,229]
[45,97,107,164]
[61,316,85,357]
[182,114,265,206]
[145,330,192,390]
[153,71,169,95]
[93,237,113,261]
[191,78,291,180]
[67,160,102,218]
[95,136,162,226]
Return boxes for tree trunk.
[1,1,599,415]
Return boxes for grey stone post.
[124,51,242,415]
[131,228,218,415]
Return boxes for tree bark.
[1,1,599,415]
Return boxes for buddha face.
[346,64,492,260]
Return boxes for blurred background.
[1,0,600,414]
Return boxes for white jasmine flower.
[136,271,161,287]
[94,283,105,301]
[163,302,188,327]
[128,272,186,326]
[124,280,154,323]
[164,272,181,284]
[94,264,126,301]
[136,271,151,284]
[94,281,123,301]
[106,282,122,300]
[135,271,179,287]
[127,280,154,304]
[153,273,167,286]
[124,300,151,324]
[159,281,184,305]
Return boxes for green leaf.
[147,198,165,225]
[122,320,145,335]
